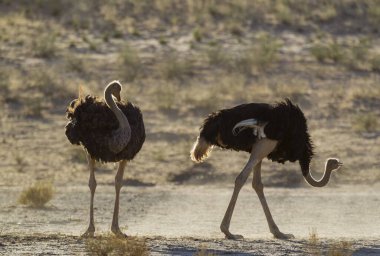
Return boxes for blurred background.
[0,0,379,188]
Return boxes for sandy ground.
[1,184,379,255]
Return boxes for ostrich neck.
[104,90,130,130]
[304,162,333,187]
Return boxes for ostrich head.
[326,158,343,172]
[106,80,122,101]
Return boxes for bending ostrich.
[65,81,145,237]
[190,99,342,239]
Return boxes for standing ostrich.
[190,99,342,239]
[65,81,145,237]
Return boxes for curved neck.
[104,87,129,130]
[303,160,333,187]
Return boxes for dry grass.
[118,45,142,82]
[84,235,148,256]
[64,54,87,74]
[327,241,353,256]
[160,54,194,81]
[194,247,216,256]
[32,32,57,58]
[352,114,378,133]
[308,229,322,256]
[70,147,87,164]
[18,181,54,208]
[307,229,353,256]
[13,152,26,173]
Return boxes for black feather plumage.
[65,95,145,163]
[199,99,314,177]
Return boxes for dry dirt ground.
[1,184,380,255]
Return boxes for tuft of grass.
[274,1,294,25]
[327,241,353,256]
[194,247,216,256]
[18,181,54,208]
[0,69,10,97]
[160,55,194,80]
[85,235,148,256]
[370,54,380,72]
[70,147,87,164]
[310,40,345,63]
[154,83,177,110]
[233,34,280,75]
[307,229,353,256]
[352,114,378,133]
[118,45,142,82]
[308,229,322,256]
[32,33,57,58]
[13,152,26,173]
[206,45,229,67]
[193,27,203,42]
[22,96,45,118]
[64,54,87,74]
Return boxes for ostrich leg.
[82,154,97,237]
[220,139,277,239]
[111,160,127,237]
[252,161,294,239]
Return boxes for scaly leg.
[82,154,97,237]
[111,160,127,237]
[220,139,278,239]
[252,161,294,239]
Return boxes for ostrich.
[65,81,145,237]
[190,99,342,239]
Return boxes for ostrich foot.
[221,224,244,240]
[221,229,244,240]
[81,227,95,238]
[272,231,294,239]
[225,233,244,240]
[111,227,128,238]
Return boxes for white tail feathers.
[190,136,212,162]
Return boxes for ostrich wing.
[232,118,267,138]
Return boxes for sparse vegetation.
[70,147,87,164]
[18,181,54,208]
[13,152,26,173]
[352,114,378,133]
[84,235,148,256]
[118,45,142,82]
[160,55,194,81]
[65,54,87,74]
[32,32,57,58]
[194,247,216,256]
[154,83,177,110]
[310,40,345,64]
[307,229,353,256]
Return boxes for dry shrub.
[308,229,322,256]
[153,83,177,110]
[307,229,353,256]
[18,181,54,208]
[194,247,216,256]
[65,54,87,74]
[85,235,148,256]
[160,54,194,81]
[327,241,353,256]
[310,41,345,63]
[32,32,57,58]
[352,114,378,133]
[119,45,142,82]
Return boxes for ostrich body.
[65,81,145,237]
[190,99,342,239]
